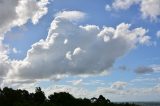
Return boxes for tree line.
[0,87,140,106]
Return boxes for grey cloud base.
[135,65,160,74]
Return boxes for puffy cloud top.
[6,11,150,80]
[0,0,49,82]
[55,11,86,22]
[0,0,48,40]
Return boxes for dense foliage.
[0,87,139,106]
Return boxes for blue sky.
[0,0,160,102]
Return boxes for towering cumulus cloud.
[7,11,150,80]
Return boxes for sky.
[0,0,160,102]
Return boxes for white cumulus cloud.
[108,0,160,21]
[6,10,150,81]
[0,0,49,40]
[112,0,139,10]
[0,0,49,83]
[55,11,86,22]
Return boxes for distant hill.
[0,87,140,106]
[133,102,160,106]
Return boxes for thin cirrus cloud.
[67,79,83,86]
[6,10,151,81]
[106,0,160,21]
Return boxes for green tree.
[34,87,46,104]
[48,92,76,106]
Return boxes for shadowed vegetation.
[0,87,140,106]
